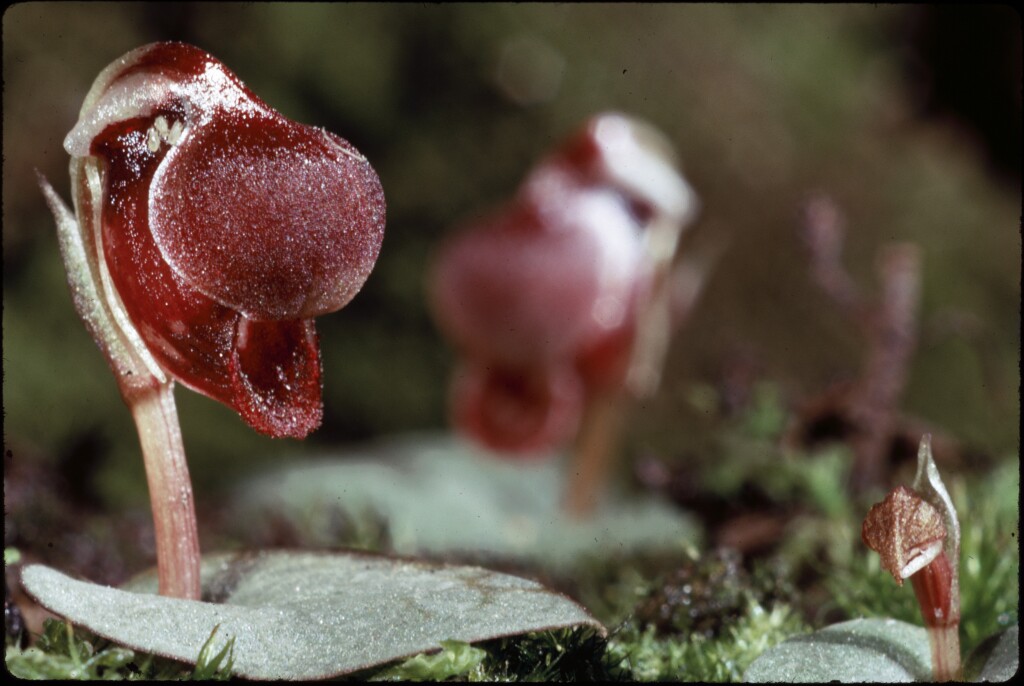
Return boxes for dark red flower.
[61,42,385,438]
[451,362,584,457]
[430,113,692,453]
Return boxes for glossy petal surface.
[230,317,323,438]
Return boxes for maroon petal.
[89,105,323,437]
[151,114,385,321]
[70,43,385,438]
[575,315,637,392]
[91,110,236,398]
[431,189,643,366]
[451,362,583,455]
[229,317,323,438]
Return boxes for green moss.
[190,625,236,681]
[606,601,808,682]
[5,619,149,680]
[476,628,624,682]
[945,459,1019,652]
[4,619,233,681]
[364,640,486,682]
[704,439,854,522]
[342,628,621,682]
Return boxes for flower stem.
[910,552,962,681]
[563,392,625,518]
[129,381,201,599]
[927,625,962,683]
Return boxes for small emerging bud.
[861,435,962,681]
[862,485,946,585]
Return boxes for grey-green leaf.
[21,550,602,681]
[743,618,932,683]
[228,433,699,569]
[965,624,1019,682]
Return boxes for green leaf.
[965,625,1019,683]
[743,618,932,683]
[228,433,699,569]
[20,550,602,681]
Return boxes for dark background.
[3,3,1020,511]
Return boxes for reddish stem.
[563,392,626,518]
[910,552,962,681]
[128,382,201,599]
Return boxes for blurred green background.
[3,3,1019,510]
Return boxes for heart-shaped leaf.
[227,433,699,569]
[21,550,602,680]
[743,618,932,683]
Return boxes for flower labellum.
[47,42,386,438]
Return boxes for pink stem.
[128,382,201,599]
[563,392,625,518]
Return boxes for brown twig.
[847,243,922,490]
[799,195,923,491]
[800,194,864,318]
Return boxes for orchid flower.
[430,112,698,514]
[39,42,385,598]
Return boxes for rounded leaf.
[21,551,602,681]
[744,618,933,683]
